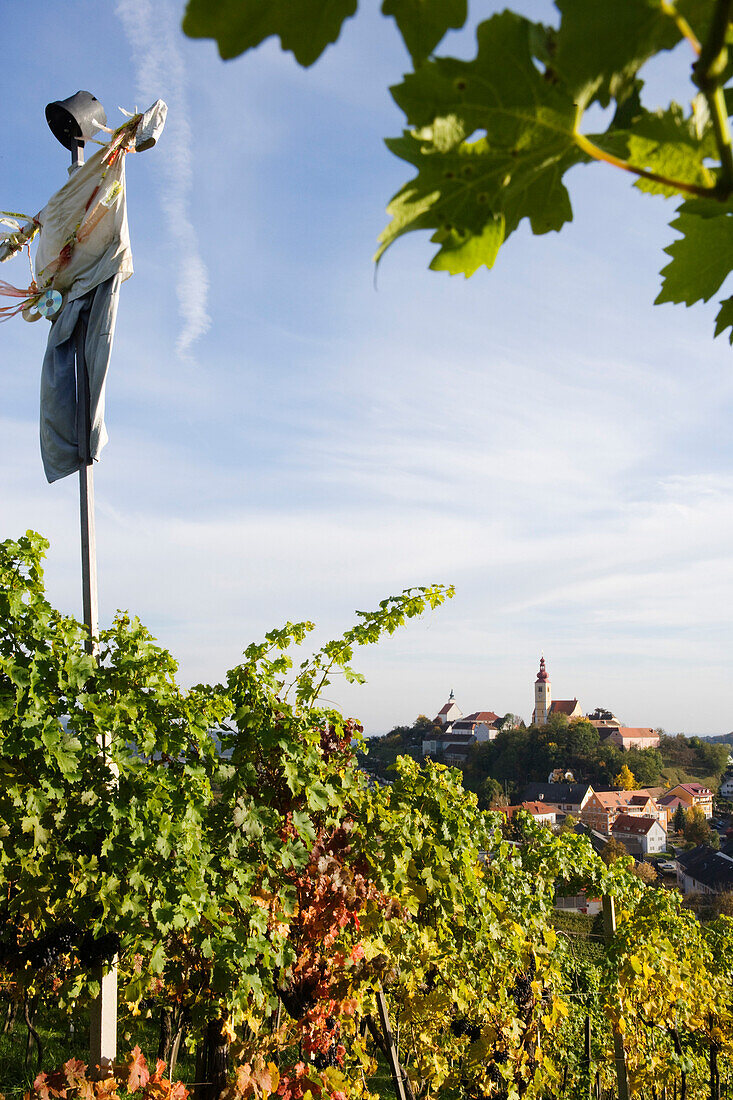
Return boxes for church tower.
[534,656,551,726]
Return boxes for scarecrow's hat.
[45,91,107,151]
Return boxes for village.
[397,658,733,907]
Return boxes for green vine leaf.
[381,0,467,66]
[656,198,733,304]
[613,101,717,195]
[378,11,583,274]
[182,0,357,64]
[553,0,712,110]
[714,294,733,341]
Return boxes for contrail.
[115,0,210,357]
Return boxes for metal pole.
[70,135,117,1075]
[602,896,629,1100]
[76,324,98,658]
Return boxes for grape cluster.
[26,923,79,969]
[511,968,535,1023]
[313,1043,340,1070]
[450,1017,481,1042]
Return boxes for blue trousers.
[40,274,120,483]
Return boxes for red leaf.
[62,1058,87,1083]
[124,1046,150,1090]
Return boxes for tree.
[182,0,733,342]
[478,774,508,809]
[674,801,688,833]
[624,746,663,787]
[614,764,637,790]
[555,812,577,834]
[601,837,632,866]
[632,860,659,886]
[683,803,718,846]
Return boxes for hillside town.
[366,657,733,908]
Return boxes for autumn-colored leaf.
[123,1046,150,1090]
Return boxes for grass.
[0,1005,197,1099]
[657,764,723,791]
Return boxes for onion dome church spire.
[533,655,551,725]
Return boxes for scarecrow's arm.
[0,217,39,263]
[133,100,167,152]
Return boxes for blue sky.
[2,0,733,735]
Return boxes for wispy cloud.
[115,0,210,356]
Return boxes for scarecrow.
[0,91,167,482]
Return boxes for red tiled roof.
[506,802,561,818]
[464,710,501,723]
[549,700,579,714]
[673,783,712,796]
[657,795,687,809]
[613,727,659,739]
[590,791,648,808]
[611,814,663,836]
[520,801,561,815]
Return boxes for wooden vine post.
[375,988,410,1100]
[584,1013,592,1099]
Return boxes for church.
[532,657,583,725]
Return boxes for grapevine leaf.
[656,201,733,305]
[381,0,467,66]
[182,0,357,65]
[616,101,715,196]
[592,100,717,196]
[124,1046,150,1091]
[428,216,505,276]
[714,296,733,343]
[554,0,712,110]
[378,11,584,274]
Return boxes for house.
[532,657,583,726]
[572,821,610,857]
[611,813,667,856]
[665,783,714,820]
[443,742,472,765]
[719,771,733,798]
[587,707,622,730]
[450,712,502,742]
[425,693,504,758]
[521,782,595,815]
[422,729,475,760]
[580,790,659,835]
[554,888,602,916]
[676,846,733,894]
[651,794,686,830]
[505,801,561,827]
[636,786,667,800]
[599,726,660,751]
